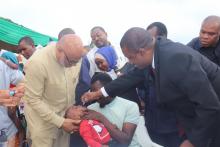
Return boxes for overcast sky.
[1,0,220,57]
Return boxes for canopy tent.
[0,17,57,52]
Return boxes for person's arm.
[169,53,220,147]
[104,67,146,97]
[11,83,25,106]
[0,57,18,69]
[75,56,91,105]
[8,66,24,86]
[24,59,65,128]
[81,68,146,103]
[101,117,136,145]
[180,140,194,147]
[0,62,24,106]
[0,90,17,106]
[0,85,24,106]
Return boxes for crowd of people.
[1,15,220,147]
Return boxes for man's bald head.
[120,27,155,69]
[199,15,220,47]
[56,34,85,67]
[58,28,75,40]
[203,15,220,28]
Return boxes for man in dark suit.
[144,22,184,147]
[187,15,220,66]
[81,27,220,147]
[117,22,187,147]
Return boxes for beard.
[99,103,107,108]
[98,98,113,108]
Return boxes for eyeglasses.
[62,49,79,65]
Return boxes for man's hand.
[0,90,13,106]
[65,105,87,120]
[81,90,102,104]
[180,140,194,147]
[62,118,81,133]
[11,84,25,106]
[82,109,104,122]
[0,85,24,106]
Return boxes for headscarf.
[95,46,118,71]
[1,51,18,65]
[1,51,24,71]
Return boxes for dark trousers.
[148,129,183,147]
[209,125,220,147]
[70,132,87,147]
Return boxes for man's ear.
[56,42,62,51]
[31,44,35,48]
[139,48,147,56]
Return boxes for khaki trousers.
[31,130,70,147]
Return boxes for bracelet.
[9,90,16,96]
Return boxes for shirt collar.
[152,52,155,69]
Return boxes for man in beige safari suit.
[24,34,86,147]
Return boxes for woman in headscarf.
[94,46,118,79]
